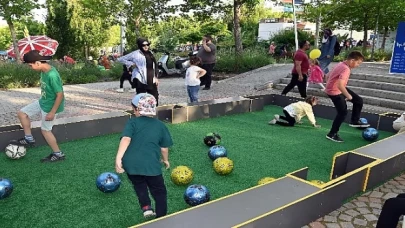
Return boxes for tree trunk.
[380,26,388,50]
[314,14,321,48]
[134,13,142,37]
[314,0,321,48]
[7,19,21,63]
[362,12,368,51]
[233,0,243,56]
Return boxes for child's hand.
[161,159,170,169]
[297,121,303,124]
[115,160,125,174]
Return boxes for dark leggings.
[376,193,405,228]
[127,174,167,218]
[276,109,296,126]
[120,72,136,89]
[135,79,160,106]
[328,88,363,135]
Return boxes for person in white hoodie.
[268,96,321,128]
[393,112,405,134]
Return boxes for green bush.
[333,47,392,62]
[269,29,315,49]
[0,61,123,89]
[215,47,275,73]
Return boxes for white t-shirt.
[394,112,405,124]
[185,66,202,86]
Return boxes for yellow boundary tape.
[232,180,346,228]
[129,176,287,228]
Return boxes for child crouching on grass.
[268,96,321,128]
[115,93,173,219]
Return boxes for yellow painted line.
[349,151,381,161]
[383,150,405,161]
[323,162,371,188]
[232,180,346,228]
[352,133,401,152]
[129,176,288,228]
[286,174,322,189]
[329,152,347,180]
[286,167,308,176]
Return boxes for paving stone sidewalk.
[303,174,405,228]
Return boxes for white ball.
[5,144,26,159]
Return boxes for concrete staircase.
[273,70,405,111]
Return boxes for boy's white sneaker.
[129,88,136,93]
[116,88,124,93]
[143,210,156,218]
[274,115,280,121]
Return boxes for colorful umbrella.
[7,35,59,59]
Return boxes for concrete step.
[273,83,405,110]
[279,78,405,93]
[286,73,405,84]
[350,73,405,84]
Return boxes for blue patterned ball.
[184,184,210,206]
[362,127,379,142]
[208,145,227,161]
[0,178,13,200]
[96,172,121,193]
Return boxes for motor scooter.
[158,51,198,78]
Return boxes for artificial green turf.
[0,105,394,228]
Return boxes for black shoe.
[9,137,35,147]
[40,152,65,163]
[349,120,370,128]
[203,87,210,90]
[326,133,344,143]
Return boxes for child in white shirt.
[185,56,206,102]
[268,96,321,128]
[393,112,405,134]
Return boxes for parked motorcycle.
[158,51,198,78]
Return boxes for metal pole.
[293,0,299,51]
[371,0,380,60]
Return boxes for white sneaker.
[143,210,156,218]
[116,88,124,93]
[268,119,277,125]
[274,115,280,121]
[129,89,136,93]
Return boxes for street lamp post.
[293,0,299,51]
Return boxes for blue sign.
[390,22,405,74]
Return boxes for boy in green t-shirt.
[10,50,66,163]
[115,93,173,219]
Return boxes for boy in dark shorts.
[10,50,65,162]
[115,93,173,219]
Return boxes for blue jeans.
[319,56,333,74]
[187,85,199,102]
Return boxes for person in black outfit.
[117,38,160,105]
[117,58,136,93]
[281,40,311,98]
[376,193,405,228]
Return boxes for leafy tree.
[0,0,40,62]
[302,0,330,48]
[80,0,175,37]
[46,0,76,58]
[0,26,12,50]
[182,0,261,56]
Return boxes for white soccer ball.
[5,144,27,159]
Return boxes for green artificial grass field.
[0,106,394,228]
